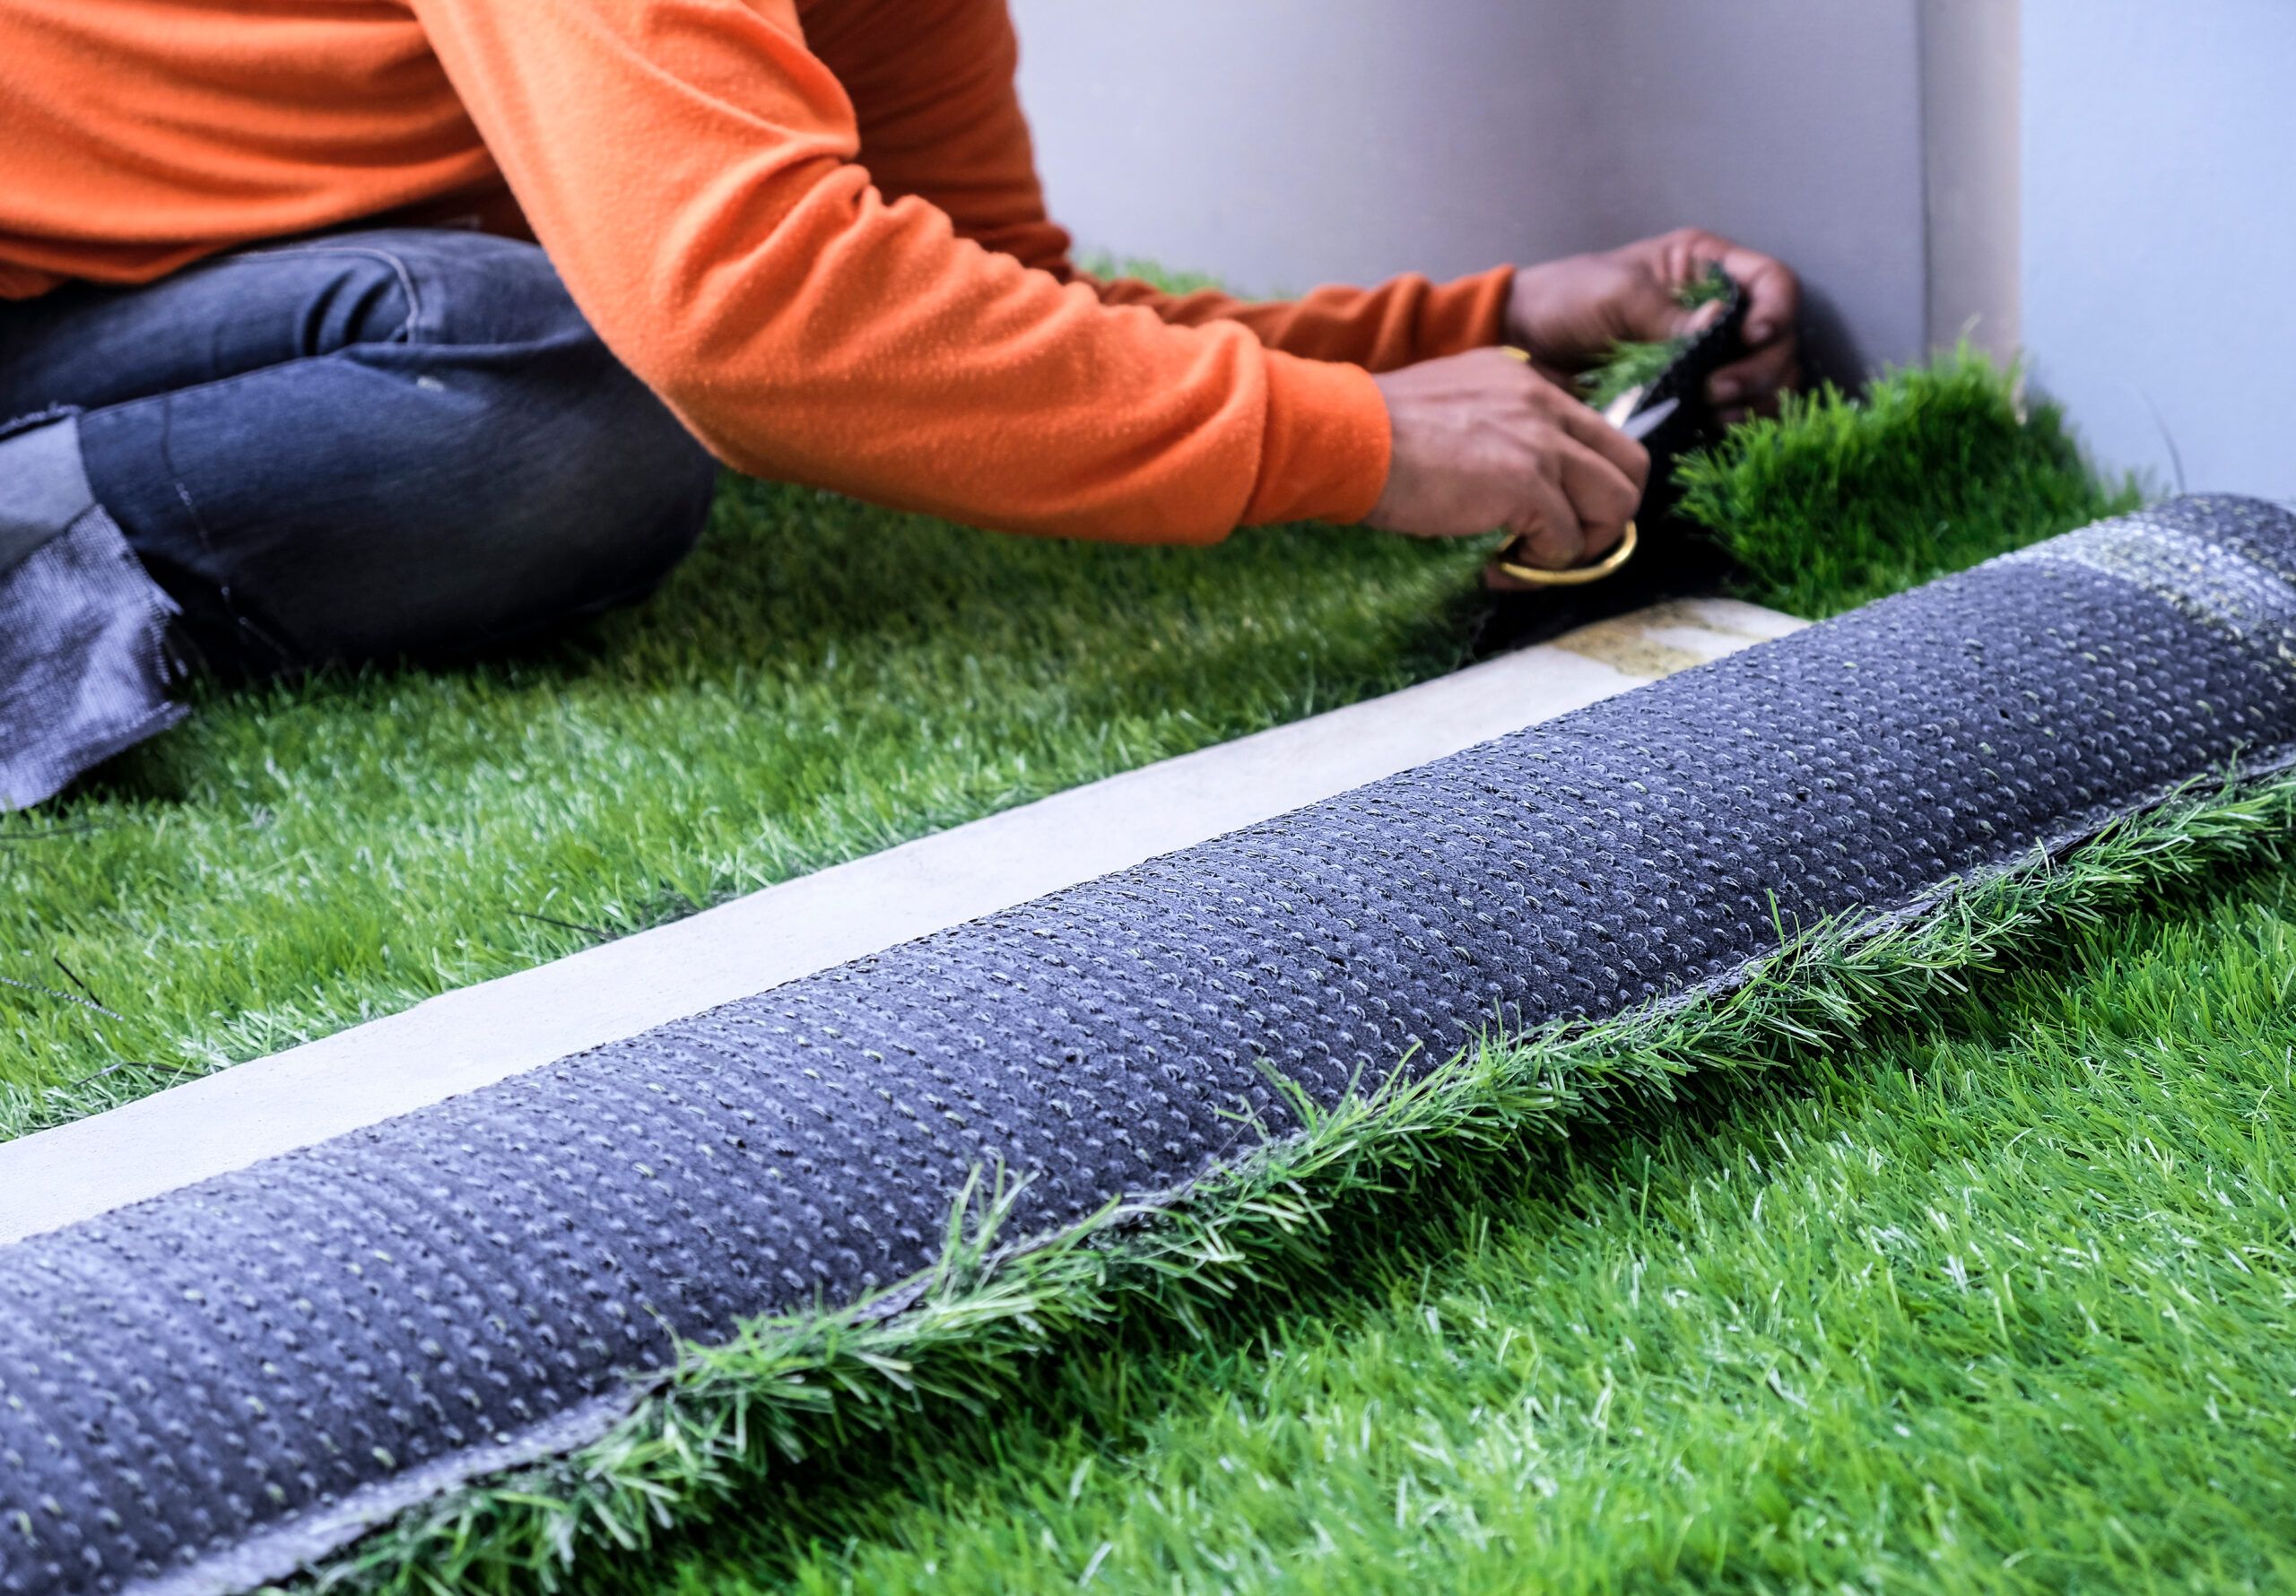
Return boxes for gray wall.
[2021,0,2296,500]
[1010,0,1933,380]
[1012,3,2289,499]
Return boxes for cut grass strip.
[1678,346,2139,617]
[0,352,2110,1143]
[1578,265,1735,410]
[312,766,2296,1596]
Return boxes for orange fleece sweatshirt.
[0,0,1514,543]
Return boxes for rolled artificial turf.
[597,794,2296,1596]
[17,485,2283,1596]
[7,338,2199,1596]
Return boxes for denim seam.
[150,383,264,656]
[221,242,429,343]
[100,337,446,664]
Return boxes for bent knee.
[553,380,721,606]
[469,371,719,634]
[230,230,587,355]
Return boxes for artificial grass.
[0,351,2109,1141]
[5,334,2180,1592]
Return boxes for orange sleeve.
[809,0,1514,375]
[801,0,1075,282]
[1081,267,1518,373]
[405,0,1388,544]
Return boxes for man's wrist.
[1499,259,1585,381]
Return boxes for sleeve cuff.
[1240,351,1392,527]
[1419,263,1518,359]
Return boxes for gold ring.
[1492,345,1635,585]
[1496,519,1639,586]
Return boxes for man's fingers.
[1632,273,1712,343]
[1501,463,1587,571]
[1714,241,1800,349]
[1503,429,1639,574]
[1683,297,1729,336]
[1659,228,1801,351]
[1556,402,1652,495]
[1562,443,1639,554]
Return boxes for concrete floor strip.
[0,598,1801,1242]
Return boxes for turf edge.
[300,758,2296,1596]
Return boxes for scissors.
[1492,267,1746,588]
[1491,360,1681,588]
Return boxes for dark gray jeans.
[0,229,719,807]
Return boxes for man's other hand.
[1366,348,1648,571]
[1504,228,1801,421]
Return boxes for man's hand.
[1504,227,1801,420]
[1366,348,1648,572]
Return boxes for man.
[0,0,1801,810]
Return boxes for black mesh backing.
[5,496,2296,1596]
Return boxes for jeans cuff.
[0,420,188,809]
